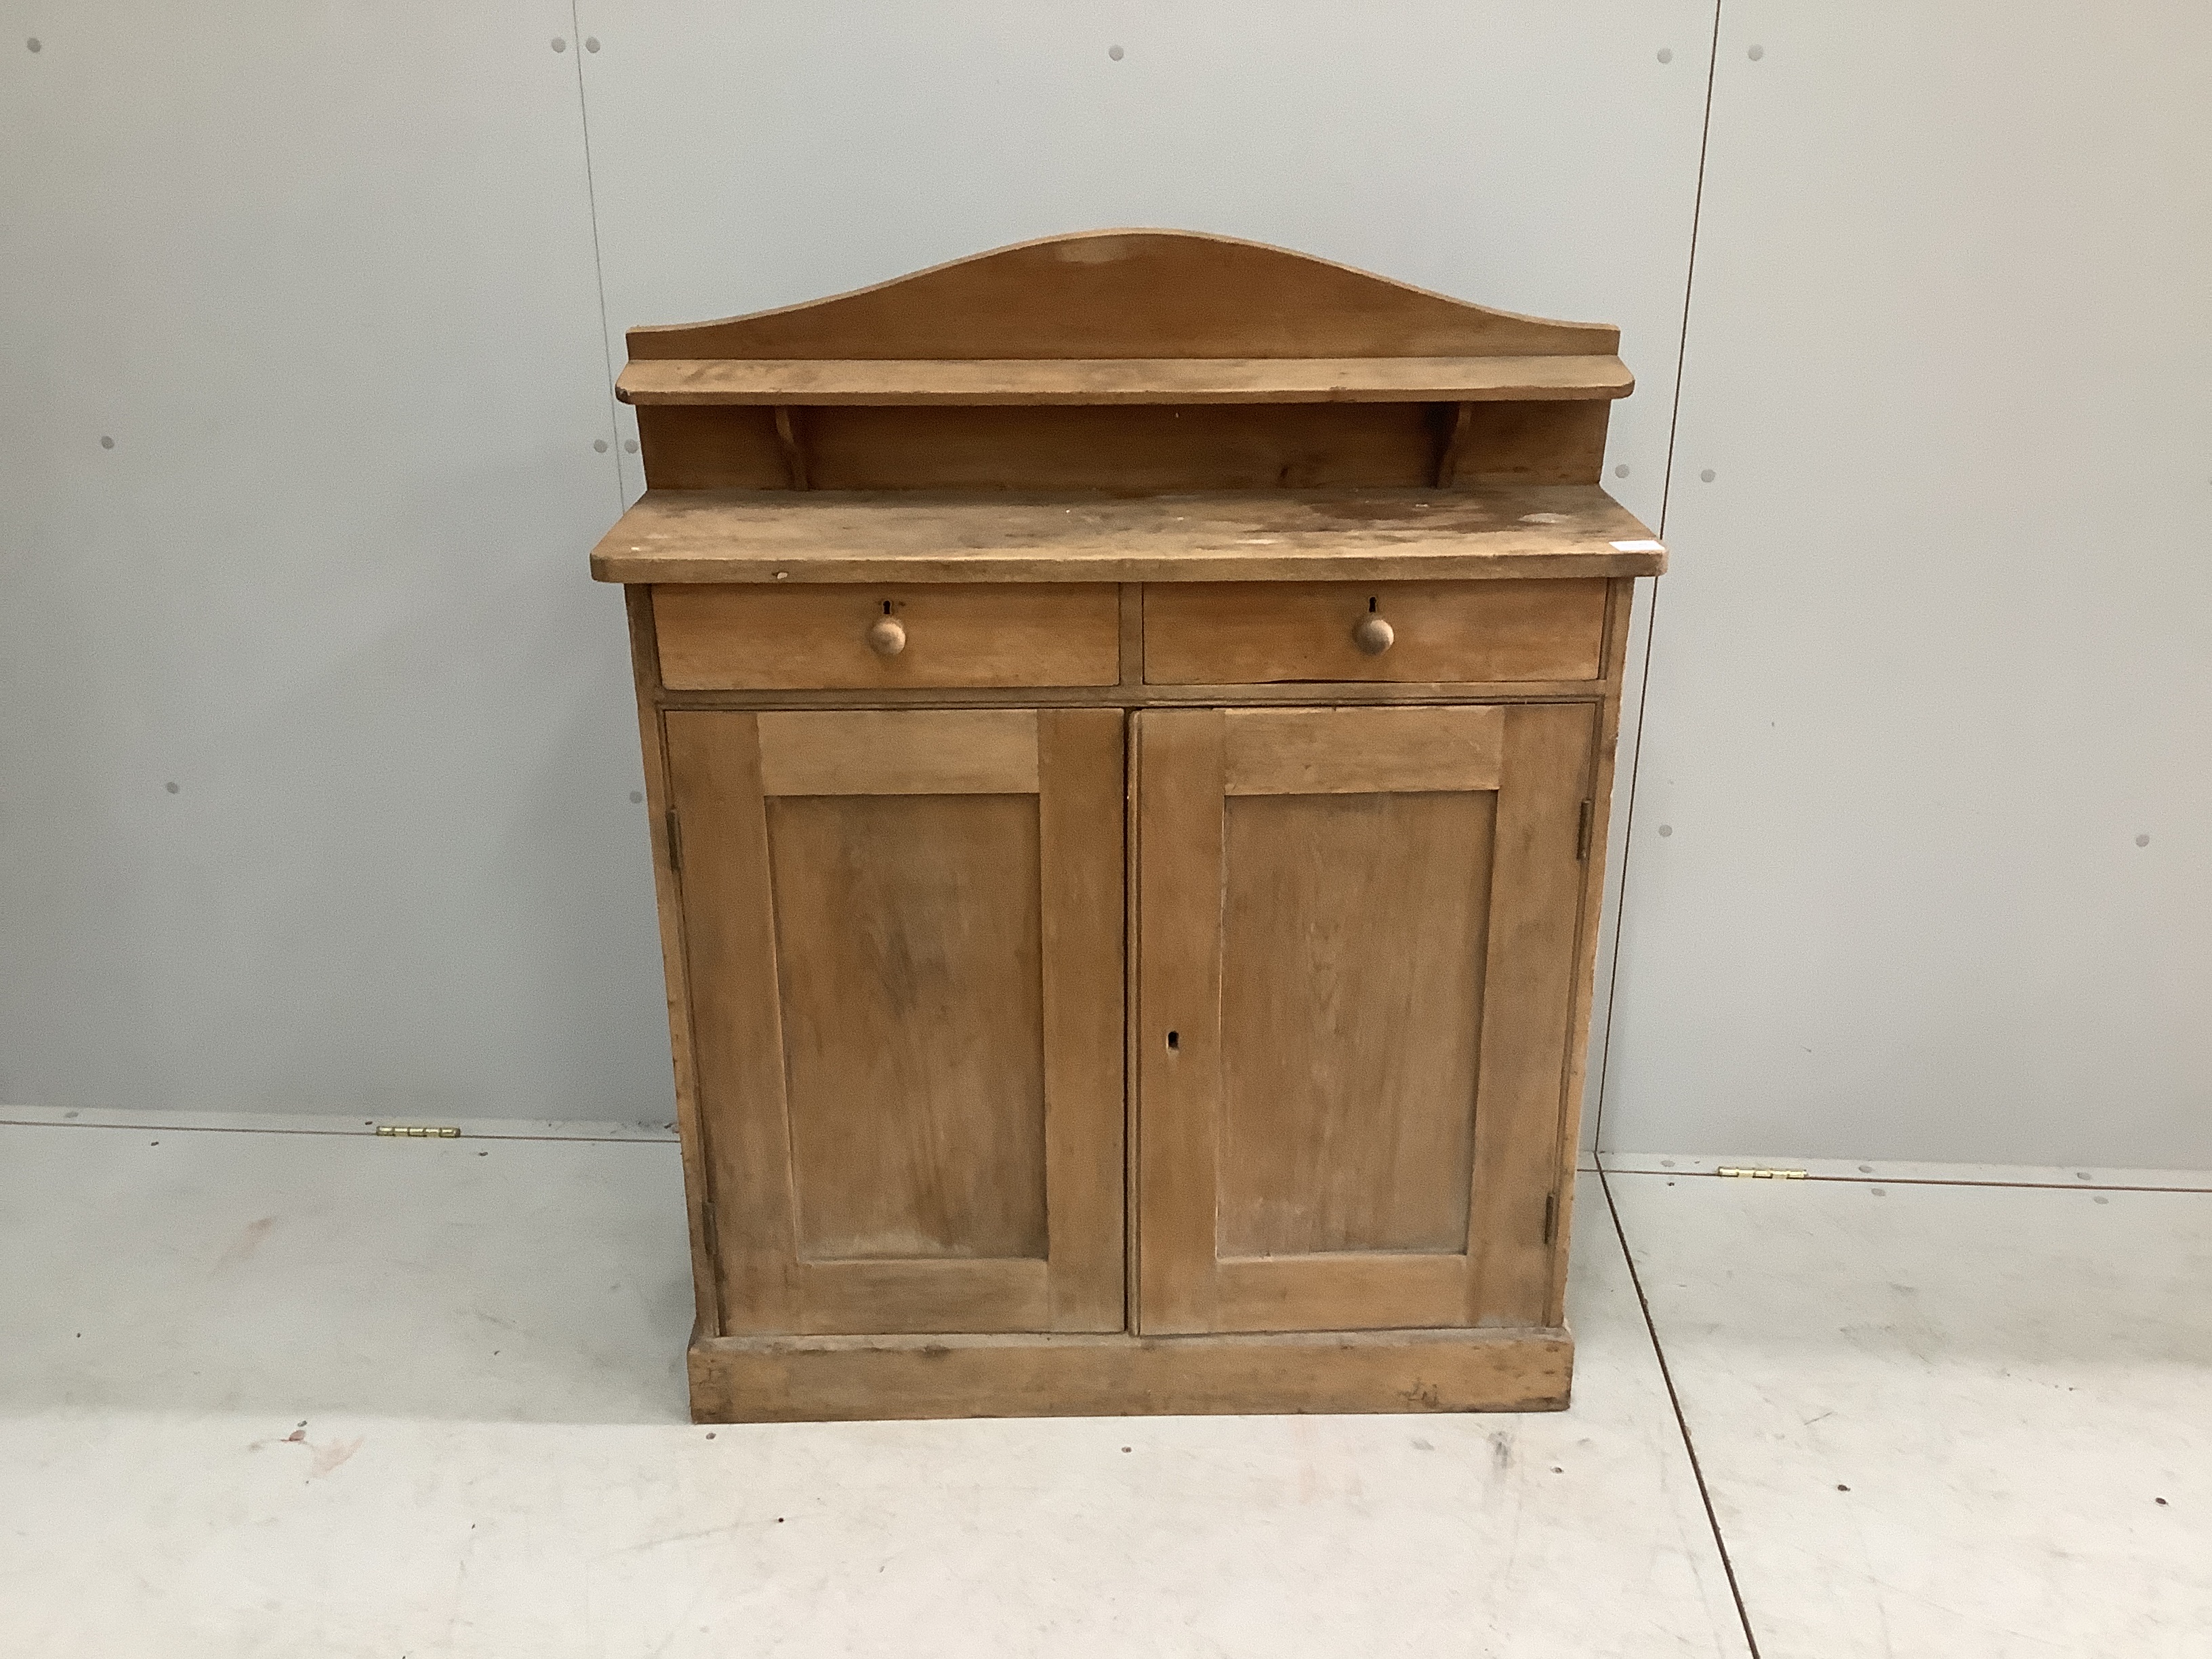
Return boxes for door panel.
[667,707,1124,1336]
[1135,703,1593,1335]
[1217,789,1494,1256]
[769,792,1047,1261]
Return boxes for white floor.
[1,1118,2206,1657]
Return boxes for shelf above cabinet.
[590,485,1666,585]
[615,354,1634,407]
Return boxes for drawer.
[653,583,1121,691]
[1142,579,1607,685]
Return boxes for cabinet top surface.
[590,485,1664,585]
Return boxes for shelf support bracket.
[774,405,811,490]
[1433,401,1474,487]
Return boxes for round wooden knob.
[865,615,907,657]
[1352,614,1395,656]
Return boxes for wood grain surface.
[1133,702,1594,1337]
[653,583,1120,689]
[1216,790,1494,1256]
[619,354,1632,406]
[1221,705,1505,795]
[628,228,1616,362]
[689,1326,1573,1422]
[665,708,1124,1337]
[598,488,1662,585]
[1144,579,1609,684]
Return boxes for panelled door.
[1134,703,1595,1334]
[665,708,1124,1336]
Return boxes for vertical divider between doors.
[1133,710,1227,1334]
[1124,709,1143,1335]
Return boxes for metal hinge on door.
[1716,1166,1807,1180]
[1542,1191,1559,1245]
[375,1124,459,1139]
[665,808,683,874]
[1576,800,1595,860]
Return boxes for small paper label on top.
[1610,539,1664,552]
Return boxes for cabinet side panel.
[663,712,799,1332]
[769,793,1048,1261]
[625,589,718,1338]
[1550,582,1635,1320]
[1467,704,1596,1327]
[1038,710,1129,1331]
[1216,791,1494,1256]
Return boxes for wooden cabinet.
[591,230,1666,1422]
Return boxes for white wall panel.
[0,5,671,1118]
[569,1,1717,1147]
[1599,2,2212,1164]
[571,1,1717,525]
[30,1,2199,1165]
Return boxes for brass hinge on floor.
[375,1124,460,1139]
[1576,800,1595,860]
[1716,1166,1806,1180]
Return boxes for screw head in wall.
[1700,468,1716,483]
[101,435,116,449]
[586,37,601,53]
[26,36,41,52]
[594,438,609,453]
[1656,47,1673,64]
[1615,464,1630,478]
[1748,44,1765,61]
[551,37,567,52]
[1108,44,1124,60]
[624,439,639,453]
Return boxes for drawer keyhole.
[1166,1030,1180,1052]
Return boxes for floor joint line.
[0,1117,676,1146]
[1599,1158,1764,1659]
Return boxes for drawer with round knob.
[1141,579,1607,685]
[652,583,1122,690]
